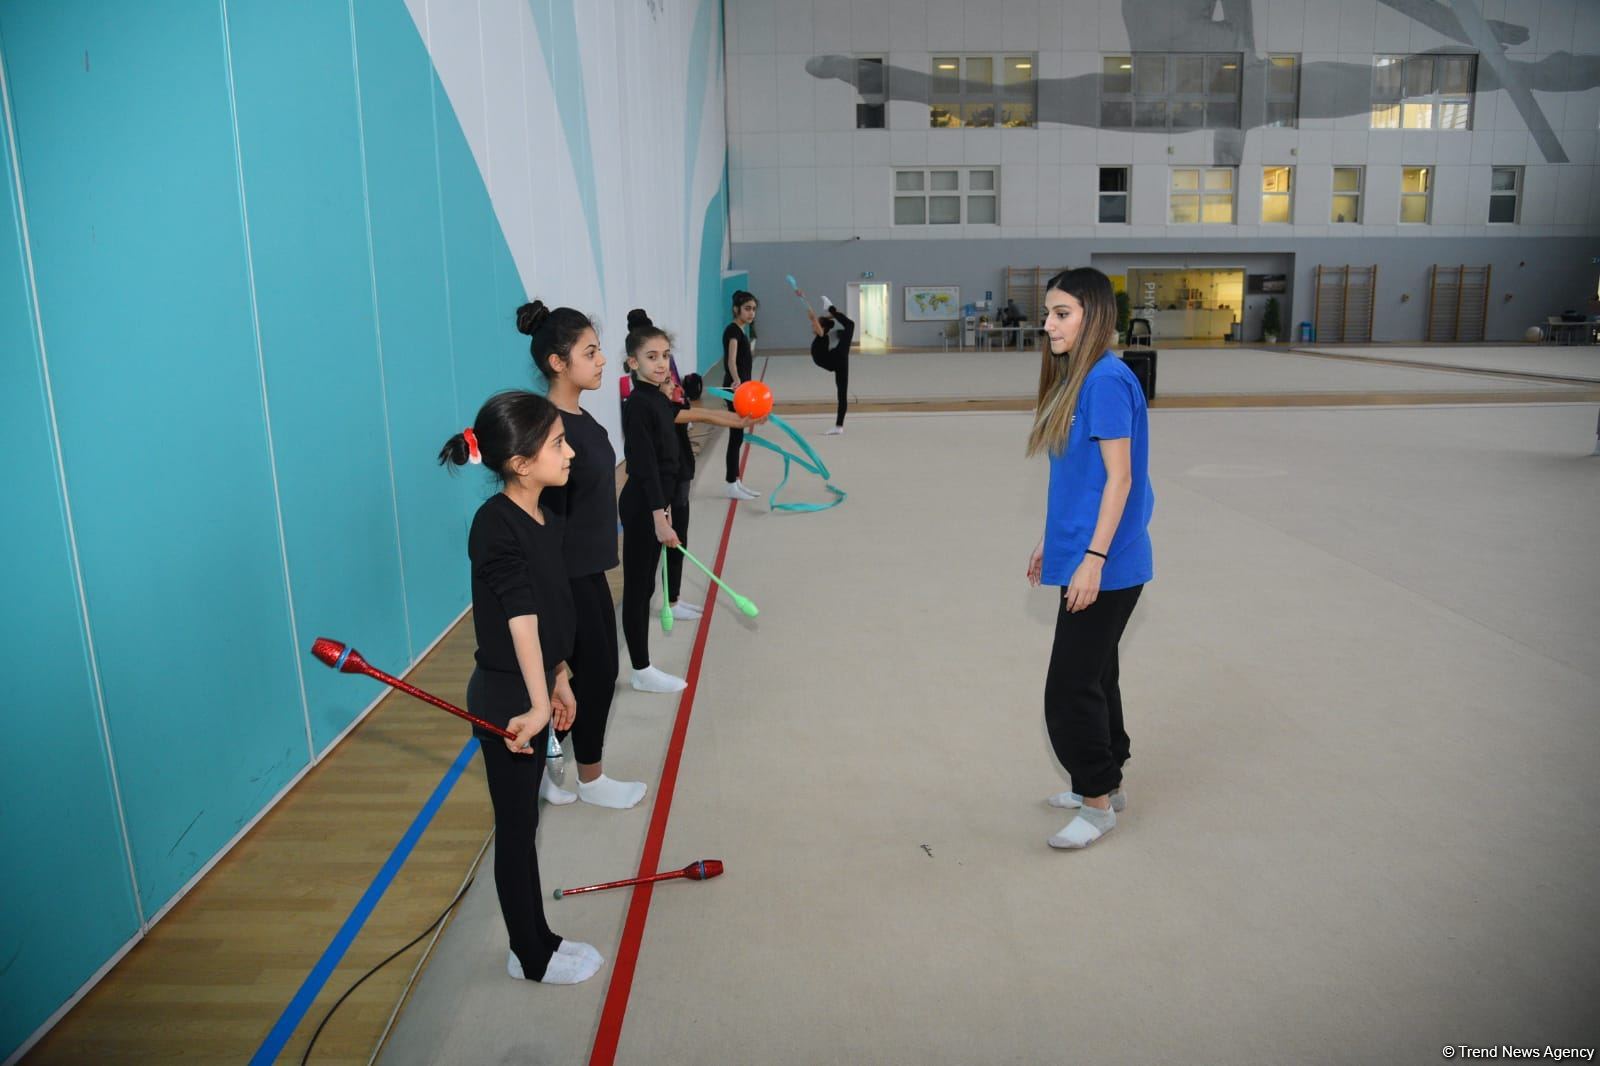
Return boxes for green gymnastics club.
[659,547,673,632]
[674,545,758,617]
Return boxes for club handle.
[553,867,686,899]
[358,663,519,742]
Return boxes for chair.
[1127,317,1152,346]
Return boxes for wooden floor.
[21,370,1596,1064]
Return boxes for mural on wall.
[804,0,1599,165]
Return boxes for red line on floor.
[588,367,764,1065]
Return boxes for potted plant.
[1261,297,1282,344]
[1115,289,1131,345]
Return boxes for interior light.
[1015,62,1032,69]
[1223,63,1237,69]
[938,63,957,70]
[1119,63,1132,69]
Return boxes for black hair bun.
[626,308,653,331]
[682,372,703,401]
[516,300,550,337]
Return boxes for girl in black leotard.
[802,294,854,434]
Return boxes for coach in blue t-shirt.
[1024,268,1155,852]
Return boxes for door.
[847,282,890,350]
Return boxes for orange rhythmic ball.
[733,380,774,419]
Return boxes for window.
[1170,167,1234,224]
[1102,53,1241,131]
[1261,166,1293,223]
[1331,166,1363,223]
[1373,54,1475,130]
[930,55,1035,128]
[1489,166,1522,223]
[1401,166,1432,223]
[856,56,887,128]
[1265,55,1300,128]
[894,167,999,225]
[1099,167,1130,223]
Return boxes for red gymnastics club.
[552,859,725,900]
[309,637,518,743]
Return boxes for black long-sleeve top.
[541,406,619,577]
[810,308,856,368]
[621,379,680,513]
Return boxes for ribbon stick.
[707,386,847,513]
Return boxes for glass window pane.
[1492,167,1518,191]
[1264,101,1297,128]
[970,169,996,191]
[1174,56,1205,94]
[896,171,924,191]
[1202,193,1233,223]
[933,58,960,94]
[894,196,926,224]
[1207,56,1240,95]
[1263,166,1292,193]
[857,103,885,129]
[1170,195,1200,223]
[1171,169,1200,191]
[929,195,961,224]
[1333,167,1362,191]
[1267,56,1298,98]
[1374,56,1403,99]
[1135,100,1168,129]
[1440,56,1473,95]
[965,57,993,92]
[1438,100,1470,129]
[1402,166,1430,193]
[1134,54,1165,95]
[1404,55,1435,97]
[1205,101,1239,128]
[1262,195,1291,223]
[931,170,959,191]
[962,102,996,127]
[859,58,885,95]
[1371,103,1400,128]
[1204,168,1233,190]
[1099,167,1128,193]
[1400,194,1429,223]
[1000,101,1035,127]
[1100,100,1132,128]
[1171,101,1205,129]
[1488,195,1517,223]
[1004,57,1034,93]
[967,195,997,224]
[930,103,961,128]
[1102,56,1132,95]
[1331,194,1360,223]
[1098,194,1128,223]
[1402,102,1433,129]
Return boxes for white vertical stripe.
[0,30,146,928]
[423,0,463,421]
[219,0,316,763]
[347,0,416,667]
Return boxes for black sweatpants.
[665,479,691,603]
[724,401,744,483]
[618,482,663,671]
[554,572,618,765]
[1043,584,1143,798]
[468,667,561,979]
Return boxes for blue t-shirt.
[1042,353,1154,590]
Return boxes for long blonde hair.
[1026,268,1117,457]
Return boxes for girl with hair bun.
[437,390,603,984]
[721,290,762,499]
[516,300,647,810]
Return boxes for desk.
[980,325,1044,350]
[1544,318,1594,345]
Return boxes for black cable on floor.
[299,876,477,1065]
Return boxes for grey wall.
[732,237,1598,347]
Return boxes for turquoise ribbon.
[707,386,847,512]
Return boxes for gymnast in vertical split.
[802,293,854,435]
[516,301,646,810]
[438,391,603,984]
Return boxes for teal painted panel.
[224,0,407,750]
[350,0,472,652]
[0,0,309,914]
[0,24,141,1057]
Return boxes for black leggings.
[1043,584,1143,798]
[665,480,691,603]
[554,572,618,765]
[724,401,744,483]
[468,668,561,978]
[618,483,665,670]
[811,346,849,426]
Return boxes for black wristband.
[1084,548,1107,560]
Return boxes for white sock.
[725,481,754,499]
[1047,788,1125,812]
[539,774,576,805]
[631,665,686,693]
[538,945,603,984]
[824,425,844,435]
[670,600,703,620]
[735,479,762,497]
[1048,803,1116,850]
[557,939,603,965]
[578,774,647,809]
[508,946,598,981]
